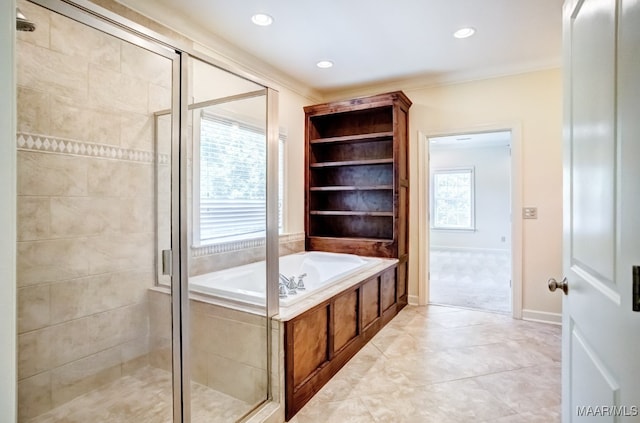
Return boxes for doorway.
[427,131,512,313]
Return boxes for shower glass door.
[185,56,272,421]
[17,0,179,421]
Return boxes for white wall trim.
[417,131,430,306]
[430,246,510,253]
[522,309,562,325]
[417,123,524,319]
[1,0,17,420]
[408,295,420,306]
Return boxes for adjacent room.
[428,131,512,314]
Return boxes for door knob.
[548,277,568,295]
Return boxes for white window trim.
[192,108,285,248]
[430,166,476,231]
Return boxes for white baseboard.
[408,295,420,306]
[430,245,510,253]
[522,309,562,325]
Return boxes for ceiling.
[120,0,563,93]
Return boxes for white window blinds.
[198,114,283,244]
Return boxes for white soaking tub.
[189,251,381,307]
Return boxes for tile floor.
[27,305,561,423]
[429,249,512,314]
[289,305,561,423]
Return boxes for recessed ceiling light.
[316,60,334,69]
[453,27,475,39]
[251,13,273,26]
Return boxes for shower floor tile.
[29,366,253,423]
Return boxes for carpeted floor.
[429,248,512,314]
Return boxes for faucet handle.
[279,283,288,298]
[296,273,307,290]
[287,276,297,295]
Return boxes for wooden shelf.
[309,131,393,145]
[309,210,393,217]
[299,91,411,421]
[309,185,393,191]
[310,158,393,168]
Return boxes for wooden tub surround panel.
[284,265,403,420]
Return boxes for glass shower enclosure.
[16,0,279,421]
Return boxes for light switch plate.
[523,207,538,219]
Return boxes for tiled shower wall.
[16,1,171,420]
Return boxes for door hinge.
[162,249,173,276]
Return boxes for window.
[432,167,475,230]
[194,112,284,245]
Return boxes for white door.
[559,0,640,421]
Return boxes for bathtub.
[189,251,381,307]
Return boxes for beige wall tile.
[18,151,88,197]
[191,346,208,386]
[121,335,151,364]
[88,65,149,115]
[17,196,51,241]
[148,83,172,114]
[120,41,172,89]
[156,115,172,155]
[207,355,268,404]
[120,112,153,151]
[51,347,121,408]
[50,197,121,238]
[87,232,154,275]
[87,159,153,198]
[120,196,154,235]
[17,238,88,287]
[18,371,51,421]
[18,329,52,379]
[209,317,268,369]
[18,284,50,334]
[50,271,149,324]
[50,95,121,145]
[17,86,51,134]
[50,12,121,72]
[17,40,89,101]
[49,304,148,368]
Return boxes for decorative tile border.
[17,132,169,164]
[192,232,305,257]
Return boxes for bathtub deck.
[275,257,398,322]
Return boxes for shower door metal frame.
[23,0,281,421]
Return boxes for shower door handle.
[162,250,172,276]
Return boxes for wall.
[1,0,17,420]
[430,144,511,250]
[15,1,170,418]
[409,70,563,319]
[324,69,563,319]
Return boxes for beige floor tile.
[360,379,516,423]
[294,305,562,422]
[288,398,376,423]
[474,363,562,414]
